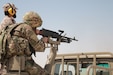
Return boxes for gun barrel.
[63,36,78,41]
[73,37,78,41]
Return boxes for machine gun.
[39,28,78,43]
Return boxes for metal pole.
[93,55,96,75]
[62,56,64,75]
[77,55,79,75]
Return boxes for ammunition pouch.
[7,35,32,56]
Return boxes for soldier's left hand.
[42,37,49,43]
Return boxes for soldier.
[0,11,49,75]
[0,3,17,32]
[23,11,49,75]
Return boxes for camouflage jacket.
[2,23,45,58]
[0,16,16,32]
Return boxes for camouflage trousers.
[0,56,49,75]
[25,56,49,75]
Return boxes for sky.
[0,0,113,67]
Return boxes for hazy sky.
[0,0,113,67]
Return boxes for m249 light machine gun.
[39,28,78,44]
[37,28,78,74]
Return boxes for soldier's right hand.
[35,29,40,35]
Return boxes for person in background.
[0,3,17,32]
[0,3,17,75]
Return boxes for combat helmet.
[23,11,42,28]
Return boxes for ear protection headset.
[7,3,16,16]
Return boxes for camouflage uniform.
[0,16,16,31]
[0,3,17,32]
[0,11,49,75]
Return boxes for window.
[54,63,76,75]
